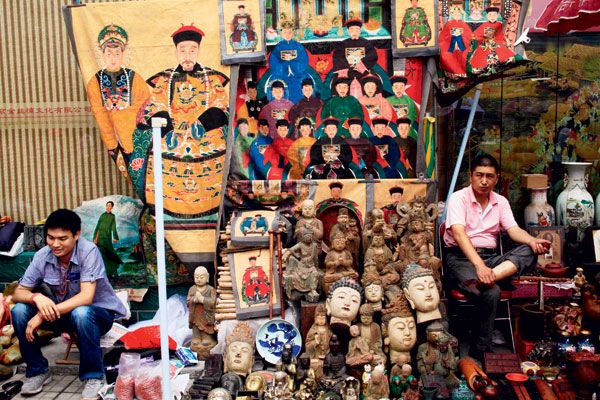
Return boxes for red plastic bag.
[119,326,178,350]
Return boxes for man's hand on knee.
[475,264,495,285]
[31,294,60,322]
[25,313,43,342]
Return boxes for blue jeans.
[12,303,114,380]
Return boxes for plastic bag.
[114,353,140,400]
[134,361,163,400]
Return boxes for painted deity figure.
[87,24,150,172]
[346,325,374,367]
[365,234,395,274]
[283,229,322,302]
[383,296,417,367]
[224,322,255,377]
[188,266,217,356]
[230,5,258,52]
[363,208,396,251]
[362,269,385,312]
[358,304,385,363]
[399,0,432,46]
[402,264,441,324]
[329,207,361,263]
[325,277,363,327]
[365,364,389,400]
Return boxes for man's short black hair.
[471,153,499,173]
[44,209,81,237]
[106,201,115,207]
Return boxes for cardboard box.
[521,174,548,189]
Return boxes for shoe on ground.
[21,372,51,396]
[491,329,507,345]
[82,378,105,400]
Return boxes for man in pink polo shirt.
[444,154,550,360]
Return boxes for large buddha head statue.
[401,264,441,324]
[326,277,363,326]
[224,322,255,376]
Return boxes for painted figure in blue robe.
[230,5,258,52]
[369,118,405,178]
[248,119,274,180]
[267,21,312,103]
[240,214,268,235]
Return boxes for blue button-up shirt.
[19,237,127,319]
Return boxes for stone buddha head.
[326,277,363,326]
[401,264,441,324]
[224,322,255,376]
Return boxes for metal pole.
[151,117,172,400]
[442,86,482,222]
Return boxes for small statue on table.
[323,232,359,294]
[295,353,316,390]
[364,233,394,272]
[364,364,389,400]
[396,218,442,285]
[357,304,385,364]
[323,334,348,383]
[278,343,298,392]
[329,208,360,263]
[188,266,217,358]
[265,363,294,400]
[341,377,360,400]
[390,364,415,400]
[362,269,385,312]
[363,208,396,251]
[295,199,324,245]
[236,372,267,400]
[573,267,587,298]
[283,228,322,302]
[346,325,374,367]
[305,304,333,361]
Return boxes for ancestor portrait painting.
[529,226,564,268]
[64,0,232,283]
[228,249,282,319]
[392,0,439,56]
[220,0,266,64]
[230,209,280,246]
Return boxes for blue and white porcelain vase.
[524,187,555,227]
[556,162,594,237]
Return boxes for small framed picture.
[391,0,439,57]
[528,226,565,267]
[230,209,280,246]
[219,0,266,64]
[228,249,281,319]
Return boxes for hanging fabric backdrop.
[64,0,234,284]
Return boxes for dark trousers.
[12,303,114,380]
[445,244,535,351]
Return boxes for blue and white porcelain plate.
[255,319,302,364]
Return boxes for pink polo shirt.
[443,185,518,249]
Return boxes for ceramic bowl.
[255,319,302,365]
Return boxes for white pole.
[151,117,172,399]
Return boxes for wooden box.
[521,174,548,189]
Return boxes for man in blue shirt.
[11,209,127,399]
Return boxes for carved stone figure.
[364,258,400,293]
[383,296,417,367]
[223,322,255,377]
[397,195,438,239]
[364,233,394,273]
[283,228,322,302]
[323,233,359,294]
[402,264,441,324]
[278,343,298,391]
[323,334,347,381]
[296,199,324,244]
[346,325,374,367]
[436,334,460,388]
[362,270,384,312]
[329,208,360,263]
[188,266,217,357]
[402,379,421,400]
[305,304,333,361]
[358,304,385,363]
[395,218,442,285]
[365,364,389,400]
[325,277,363,327]
[363,208,396,251]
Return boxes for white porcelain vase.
[556,162,594,234]
[524,186,555,227]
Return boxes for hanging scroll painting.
[220,0,267,64]
[392,0,439,57]
[64,0,232,283]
